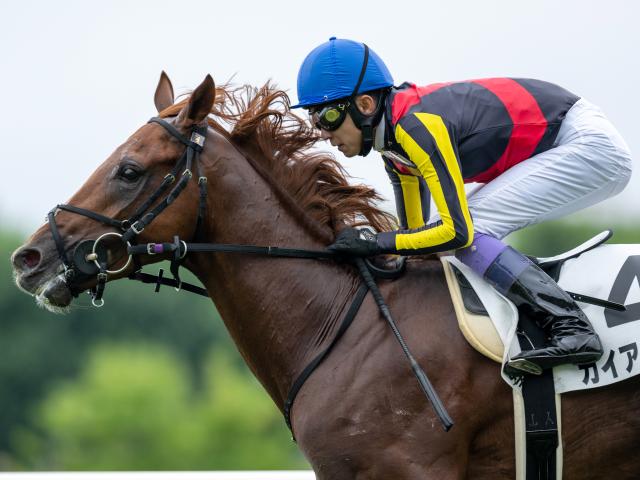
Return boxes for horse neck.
[186,135,358,408]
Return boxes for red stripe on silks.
[466,78,548,183]
[391,82,452,125]
[389,160,413,175]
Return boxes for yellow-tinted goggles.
[310,102,349,131]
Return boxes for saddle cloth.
[442,241,640,393]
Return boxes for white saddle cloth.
[444,243,640,392]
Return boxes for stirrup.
[506,358,543,376]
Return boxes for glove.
[327,228,381,257]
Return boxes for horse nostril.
[14,248,42,271]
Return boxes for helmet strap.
[350,44,370,98]
[348,89,388,156]
[347,43,387,156]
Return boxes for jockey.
[293,37,633,375]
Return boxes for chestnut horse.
[11,73,640,479]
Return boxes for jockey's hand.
[328,228,381,257]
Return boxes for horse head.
[11,72,219,311]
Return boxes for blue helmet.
[293,37,394,109]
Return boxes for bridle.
[47,116,209,306]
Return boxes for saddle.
[441,230,614,364]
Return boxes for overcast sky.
[1,0,638,234]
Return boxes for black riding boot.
[484,246,603,375]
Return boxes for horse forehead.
[128,124,168,148]
[118,126,177,160]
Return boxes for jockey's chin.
[339,144,361,157]
[331,132,362,158]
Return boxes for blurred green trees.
[12,344,304,470]
[508,218,639,256]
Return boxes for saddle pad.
[443,244,640,393]
[441,257,507,362]
[442,256,521,377]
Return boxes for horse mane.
[160,82,395,244]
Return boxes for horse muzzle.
[35,273,75,311]
[12,244,74,311]
[13,232,133,310]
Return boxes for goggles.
[310,102,350,131]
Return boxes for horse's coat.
[11,73,640,479]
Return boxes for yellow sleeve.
[377,113,474,255]
[384,163,430,230]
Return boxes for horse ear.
[154,71,175,113]
[176,74,216,128]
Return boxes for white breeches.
[467,98,633,239]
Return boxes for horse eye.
[118,166,141,182]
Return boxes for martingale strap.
[129,269,209,296]
[283,282,369,438]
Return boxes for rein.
[45,115,453,435]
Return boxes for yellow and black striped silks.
[384,164,431,230]
[377,113,474,255]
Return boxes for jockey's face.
[318,111,362,157]
[316,94,377,158]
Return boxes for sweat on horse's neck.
[184,134,359,409]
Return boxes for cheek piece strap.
[347,44,388,156]
[348,96,387,157]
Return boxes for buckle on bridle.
[63,264,75,280]
[131,221,145,234]
[146,243,163,255]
